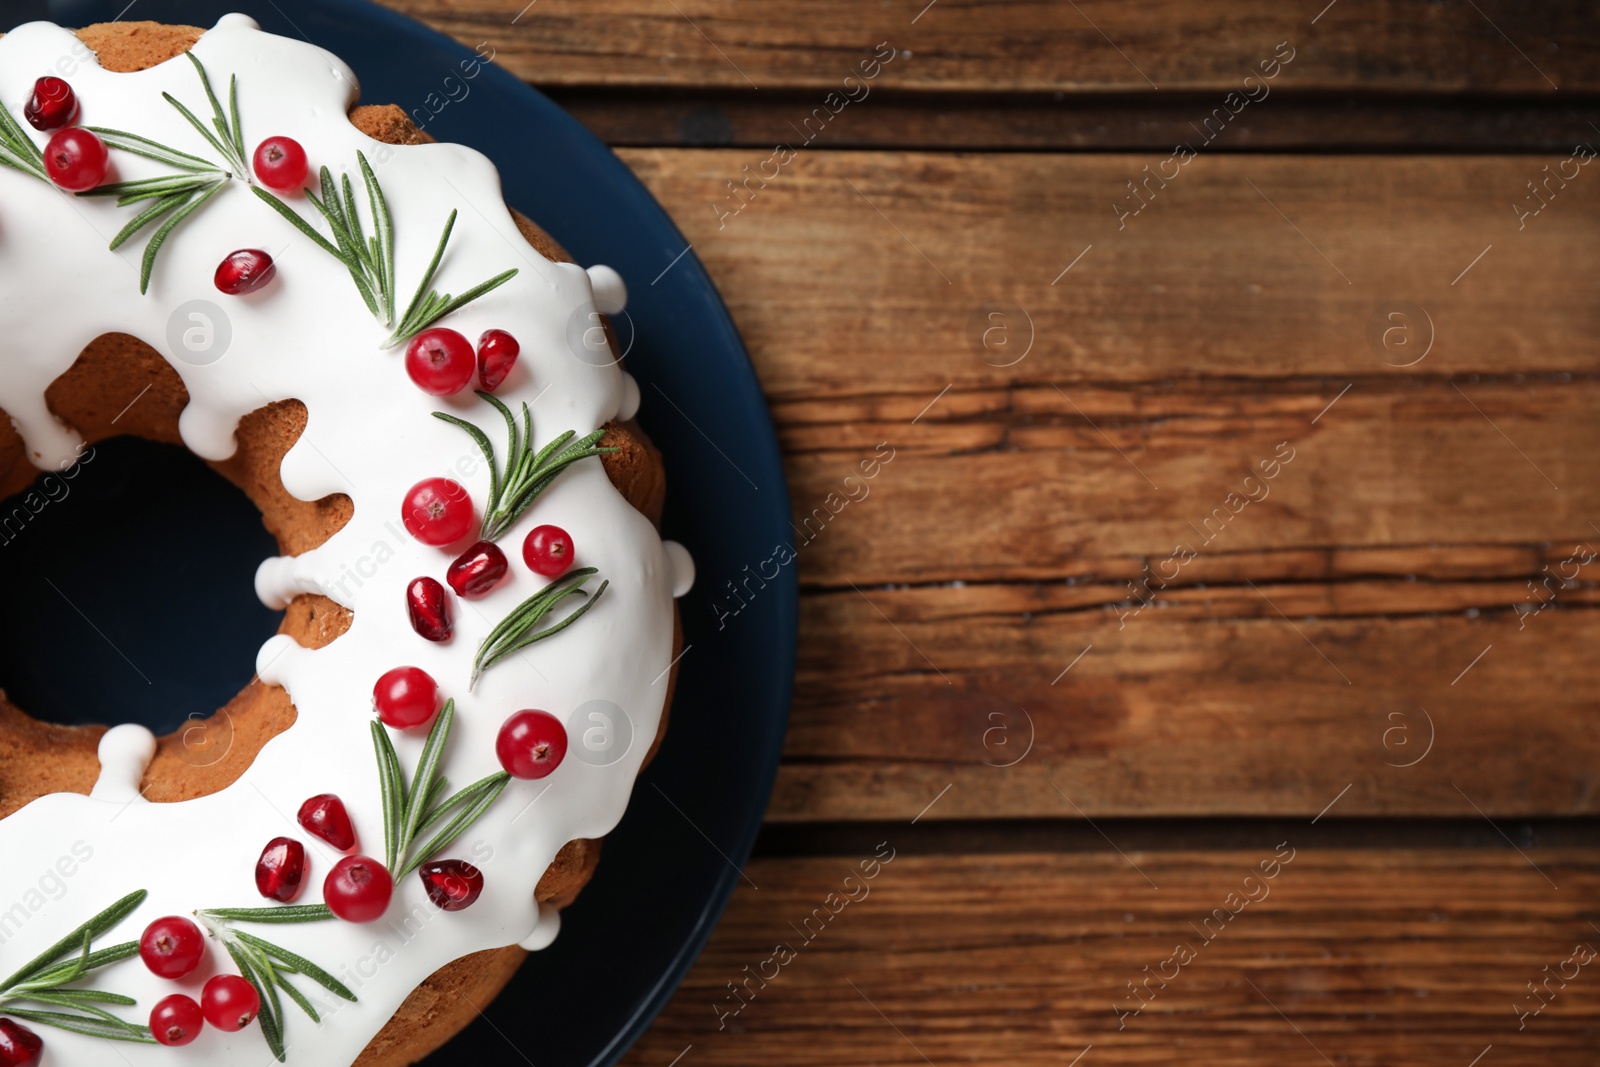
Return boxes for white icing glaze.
[0,16,691,1064]
[618,371,641,421]
[664,541,695,599]
[585,264,627,316]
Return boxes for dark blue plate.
[0,1,794,1063]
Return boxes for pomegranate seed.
[255,837,307,902]
[201,975,260,1032]
[325,856,393,922]
[419,860,484,911]
[24,77,78,131]
[496,709,568,779]
[43,128,108,192]
[253,136,308,191]
[139,916,205,979]
[523,525,574,577]
[477,329,520,391]
[405,328,476,396]
[447,540,508,598]
[215,249,276,295]
[406,577,453,642]
[150,994,203,1046]
[0,1019,42,1067]
[402,477,473,546]
[298,794,357,851]
[373,666,440,728]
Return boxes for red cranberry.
[24,77,78,131]
[324,856,393,923]
[373,666,440,728]
[406,576,453,642]
[201,975,260,1032]
[406,328,476,396]
[447,540,508,598]
[402,477,473,546]
[139,916,205,979]
[298,793,357,852]
[496,709,568,779]
[419,860,484,911]
[523,525,574,577]
[43,128,108,192]
[0,1020,42,1067]
[150,994,203,1046]
[255,837,307,902]
[253,136,308,192]
[477,329,520,391]
[215,249,276,295]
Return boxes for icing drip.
[0,15,691,1065]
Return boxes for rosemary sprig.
[0,96,47,182]
[83,52,242,293]
[472,568,610,688]
[372,700,513,877]
[0,890,153,1044]
[254,152,518,347]
[435,392,617,543]
[196,917,355,1064]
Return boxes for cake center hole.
[0,437,281,735]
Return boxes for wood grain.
[618,148,1600,820]
[621,850,1600,1066]
[389,0,1598,94]
[616,150,1600,398]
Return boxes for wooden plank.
[621,850,1600,1065]
[558,91,1600,152]
[764,581,1600,821]
[616,151,1600,398]
[759,379,1600,586]
[388,1,1598,93]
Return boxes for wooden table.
[383,3,1600,1063]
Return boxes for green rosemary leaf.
[472,570,608,685]
[358,151,395,317]
[23,942,140,991]
[0,98,46,181]
[198,905,335,924]
[372,720,406,872]
[400,773,511,878]
[23,988,136,1007]
[107,190,187,251]
[0,891,145,990]
[139,180,225,294]
[86,173,217,203]
[384,268,518,349]
[20,991,135,1026]
[226,942,285,1062]
[340,171,373,277]
[501,580,608,659]
[227,74,245,163]
[162,90,235,167]
[2,1008,155,1044]
[499,431,613,525]
[272,968,320,1022]
[415,771,508,839]
[396,209,457,333]
[0,149,47,182]
[432,411,502,517]
[185,52,240,170]
[251,186,342,258]
[88,127,215,171]
[236,933,356,1002]
[399,700,455,864]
